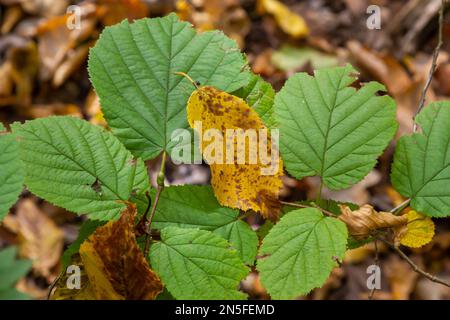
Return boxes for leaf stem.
[316,180,323,203]
[377,237,450,288]
[279,200,336,217]
[368,239,379,300]
[174,71,199,89]
[143,152,167,257]
[413,0,446,132]
[389,198,411,215]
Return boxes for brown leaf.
[385,255,419,300]
[79,203,163,300]
[97,0,149,26]
[3,199,64,279]
[338,204,408,240]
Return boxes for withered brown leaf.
[79,203,163,300]
[338,204,408,240]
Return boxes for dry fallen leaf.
[97,0,149,26]
[338,204,408,240]
[257,0,309,39]
[187,85,283,221]
[385,255,419,300]
[52,43,91,87]
[3,199,64,279]
[20,0,69,18]
[176,0,250,47]
[79,204,163,300]
[37,10,96,81]
[0,40,39,107]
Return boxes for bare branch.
[413,0,446,132]
[368,239,380,300]
[143,152,167,257]
[378,237,450,288]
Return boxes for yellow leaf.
[257,0,309,38]
[79,204,163,300]
[399,210,435,248]
[187,85,283,221]
[338,204,408,240]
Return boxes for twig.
[279,200,336,217]
[368,239,379,300]
[316,180,323,203]
[143,152,167,257]
[378,237,450,288]
[238,211,253,220]
[413,0,446,132]
[389,198,411,215]
[46,271,63,300]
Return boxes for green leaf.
[213,220,258,266]
[12,116,150,220]
[0,127,24,221]
[0,288,30,300]
[150,227,249,300]
[391,102,450,217]
[0,246,32,299]
[275,64,398,190]
[232,73,276,128]
[257,208,347,299]
[152,185,258,264]
[272,45,338,72]
[88,13,249,161]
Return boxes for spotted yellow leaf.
[187,85,283,220]
[400,210,435,248]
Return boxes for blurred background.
[0,0,450,300]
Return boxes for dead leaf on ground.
[97,0,149,26]
[0,40,38,107]
[3,198,64,279]
[20,0,69,18]
[37,10,97,81]
[257,0,309,39]
[53,42,91,87]
[176,0,250,47]
[385,255,419,300]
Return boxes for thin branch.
[389,198,411,214]
[316,180,323,203]
[279,200,336,217]
[378,237,450,288]
[413,0,446,132]
[238,211,253,220]
[143,152,167,257]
